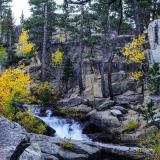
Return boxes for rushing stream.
[33,107,90,141]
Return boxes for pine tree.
[20,10,25,26]
[26,0,57,81]
[1,7,15,62]
[0,0,12,43]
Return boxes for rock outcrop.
[57,96,82,107]
[148,19,160,64]
[0,116,30,160]
[0,116,151,160]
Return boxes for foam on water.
[33,107,90,141]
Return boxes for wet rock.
[111,110,123,118]
[44,124,56,136]
[97,100,115,111]
[111,106,128,114]
[57,96,82,107]
[83,122,103,134]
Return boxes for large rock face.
[29,133,151,160]
[82,72,139,101]
[0,116,151,160]
[19,143,43,160]
[148,19,160,64]
[89,110,121,130]
[0,116,30,160]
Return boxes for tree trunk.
[117,0,123,35]
[100,61,108,98]
[0,0,2,43]
[133,0,143,35]
[78,37,85,94]
[100,43,108,98]
[78,5,85,94]
[8,31,12,63]
[41,4,48,81]
[108,53,114,100]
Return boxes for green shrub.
[153,144,160,160]
[140,131,160,160]
[62,58,74,82]
[59,138,73,150]
[31,82,61,105]
[124,119,139,132]
[140,101,156,125]
[55,107,86,119]
[147,63,160,94]
[15,111,46,134]
[0,45,7,65]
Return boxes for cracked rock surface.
[0,116,151,160]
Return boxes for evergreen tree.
[0,0,12,43]
[1,7,15,63]
[20,10,25,26]
[25,0,57,81]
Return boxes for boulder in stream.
[57,96,82,107]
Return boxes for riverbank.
[0,116,151,160]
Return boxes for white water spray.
[33,107,90,141]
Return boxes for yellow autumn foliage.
[123,34,146,63]
[31,82,61,105]
[51,49,64,65]
[130,71,143,80]
[0,67,31,119]
[17,29,35,56]
[123,34,146,80]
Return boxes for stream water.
[33,107,90,141]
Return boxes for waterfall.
[33,107,90,141]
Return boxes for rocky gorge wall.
[26,34,140,102]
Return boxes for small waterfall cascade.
[33,107,90,141]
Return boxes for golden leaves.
[123,34,146,63]
[17,29,35,56]
[51,49,64,65]
[130,71,143,80]
[123,34,146,81]
[0,67,31,119]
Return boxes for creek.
[33,107,90,141]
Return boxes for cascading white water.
[33,107,90,141]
